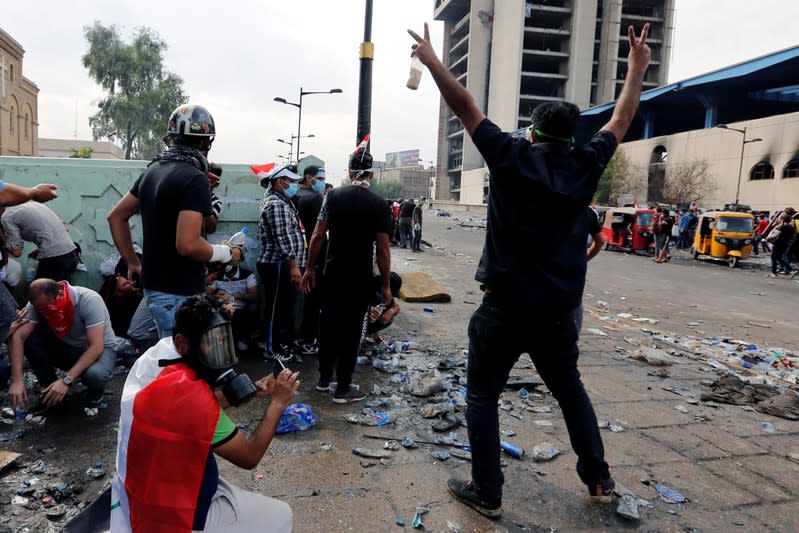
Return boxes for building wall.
[38,138,126,160]
[618,111,799,212]
[0,29,39,157]
[372,167,435,200]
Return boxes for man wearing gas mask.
[111,296,296,532]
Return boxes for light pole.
[274,88,342,162]
[717,124,763,204]
[419,159,435,200]
[357,0,374,148]
[276,138,293,162]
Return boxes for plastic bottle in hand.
[406,45,423,90]
[229,227,249,247]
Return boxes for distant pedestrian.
[412,200,424,252]
[768,214,795,277]
[655,208,673,263]
[398,199,415,248]
[754,213,770,255]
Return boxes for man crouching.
[111,296,297,532]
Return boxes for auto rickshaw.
[691,211,755,268]
[600,207,655,253]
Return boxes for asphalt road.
[423,214,799,348]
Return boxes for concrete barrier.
[429,200,487,217]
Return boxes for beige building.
[372,166,435,200]
[433,0,675,204]
[0,28,38,156]
[38,138,125,159]
[618,111,799,213]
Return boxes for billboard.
[385,149,420,169]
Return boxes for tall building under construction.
[432,0,676,204]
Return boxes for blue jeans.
[412,226,422,251]
[143,290,190,339]
[465,293,609,502]
[25,325,117,394]
[781,240,794,270]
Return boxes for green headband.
[533,128,574,143]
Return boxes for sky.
[3,1,799,185]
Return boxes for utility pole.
[356,0,374,151]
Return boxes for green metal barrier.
[0,156,265,290]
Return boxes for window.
[9,107,13,133]
[24,113,29,139]
[749,162,774,181]
[9,64,13,83]
[783,160,799,179]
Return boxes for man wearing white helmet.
[108,104,241,338]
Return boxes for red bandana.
[39,281,75,340]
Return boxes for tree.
[371,180,404,199]
[662,159,716,206]
[595,150,645,205]
[69,146,93,159]
[82,22,187,160]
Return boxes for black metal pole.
[356,0,373,152]
[296,88,304,165]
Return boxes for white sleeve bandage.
[210,244,233,263]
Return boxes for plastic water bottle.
[13,408,26,434]
[25,266,35,282]
[406,45,423,90]
[229,227,249,246]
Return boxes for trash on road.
[616,493,641,520]
[401,438,418,449]
[655,484,687,503]
[500,440,525,459]
[352,447,393,459]
[432,450,451,461]
[412,507,429,529]
[276,404,317,434]
[761,421,776,433]
[531,443,559,462]
[345,410,390,427]
[630,347,677,366]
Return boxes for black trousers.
[36,250,78,282]
[257,262,296,355]
[318,277,370,393]
[466,292,610,502]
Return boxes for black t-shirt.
[294,187,324,245]
[471,118,617,314]
[775,222,796,248]
[130,160,212,295]
[319,185,392,282]
[662,215,674,237]
[399,202,415,218]
[587,208,601,236]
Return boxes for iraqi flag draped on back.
[250,162,276,177]
[111,338,219,532]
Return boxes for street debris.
[276,403,317,434]
[531,443,559,462]
[352,447,392,459]
[655,484,687,503]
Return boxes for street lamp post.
[717,124,763,204]
[274,88,342,162]
[276,138,293,162]
[357,0,374,148]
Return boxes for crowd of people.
[0,20,663,530]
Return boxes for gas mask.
[168,309,257,407]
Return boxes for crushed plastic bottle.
[531,443,559,462]
[655,484,687,503]
[228,227,249,246]
[761,421,776,433]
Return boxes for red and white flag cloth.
[249,162,276,177]
[352,134,370,157]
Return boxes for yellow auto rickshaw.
[691,211,755,268]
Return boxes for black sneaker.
[316,379,331,392]
[588,478,615,503]
[265,351,296,365]
[84,389,104,406]
[298,341,319,356]
[332,388,367,404]
[446,478,502,518]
